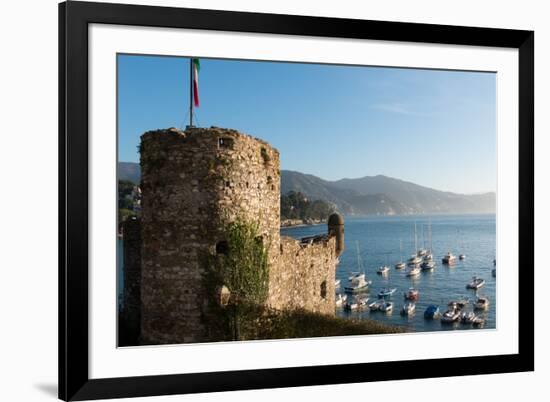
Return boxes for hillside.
[118,162,495,215]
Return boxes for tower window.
[218,137,234,149]
[320,281,327,299]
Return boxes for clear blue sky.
[118,54,496,194]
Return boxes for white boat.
[335,293,347,307]
[459,254,466,260]
[368,299,385,311]
[335,279,341,288]
[344,276,371,293]
[401,302,416,316]
[474,296,490,310]
[358,296,370,307]
[408,255,422,265]
[424,253,433,261]
[377,265,390,275]
[448,299,469,311]
[380,301,394,313]
[404,287,419,300]
[378,287,397,298]
[473,317,485,328]
[344,300,359,311]
[442,252,457,265]
[408,222,423,265]
[466,276,485,289]
[395,240,406,269]
[441,308,461,323]
[421,260,435,271]
[460,311,476,324]
[348,272,364,282]
[407,265,421,277]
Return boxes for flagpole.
[189,58,193,127]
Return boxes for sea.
[118,213,496,333]
[281,214,496,332]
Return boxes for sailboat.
[395,239,406,269]
[408,222,422,265]
[344,241,372,293]
[458,230,466,260]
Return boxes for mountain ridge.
[118,162,495,215]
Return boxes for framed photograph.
[59,1,534,400]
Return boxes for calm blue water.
[281,214,496,332]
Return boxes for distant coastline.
[280,218,326,228]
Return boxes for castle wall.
[268,236,337,315]
[139,127,280,344]
[120,216,141,345]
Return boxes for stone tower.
[139,127,280,344]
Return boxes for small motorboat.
[473,317,485,328]
[474,296,490,310]
[404,287,419,300]
[378,287,397,298]
[408,255,422,265]
[424,305,440,319]
[460,311,476,324]
[424,253,433,261]
[344,276,372,293]
[401,302,416,316]
[395,262,406,270]
[358,296,370,307]
[368,300,385,311]
[417,248,428,257]
[442,252,457,265]
[380,301,394,313]
[407,266,421,277]
[459,253,466,260]
[344,300,359,311]
[421,260,435,271]
[335,279,341,288]
[377,265,390,275]
[335,293,347,307]
[348,272,364,281]
[448,299,469,311]
[441,308,461,324]
[466,276,485,290]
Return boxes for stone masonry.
[138,127,344,344]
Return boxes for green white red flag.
[192,58,200,107]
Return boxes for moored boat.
[442,252,457,265]
[368,299,385,311]
[377,265,390,275]
[335,293,347,307]
[424,305,440,319]
[378,287,397,298]
[335,279,341,288]
[401,302,416,316]
[395,262,406,270]
[460,311,476,324]
[407,265,421,277]
[474,296,489,310]
[441,308,461,324]
[421,260,435,271]
[473,317,485,328]
[466,276,485,290]
[344,276,371,293]
[404,287,419,300]
[380,301,394,313]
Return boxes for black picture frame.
[59,1,534,400]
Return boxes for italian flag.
[192,58,200,107]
